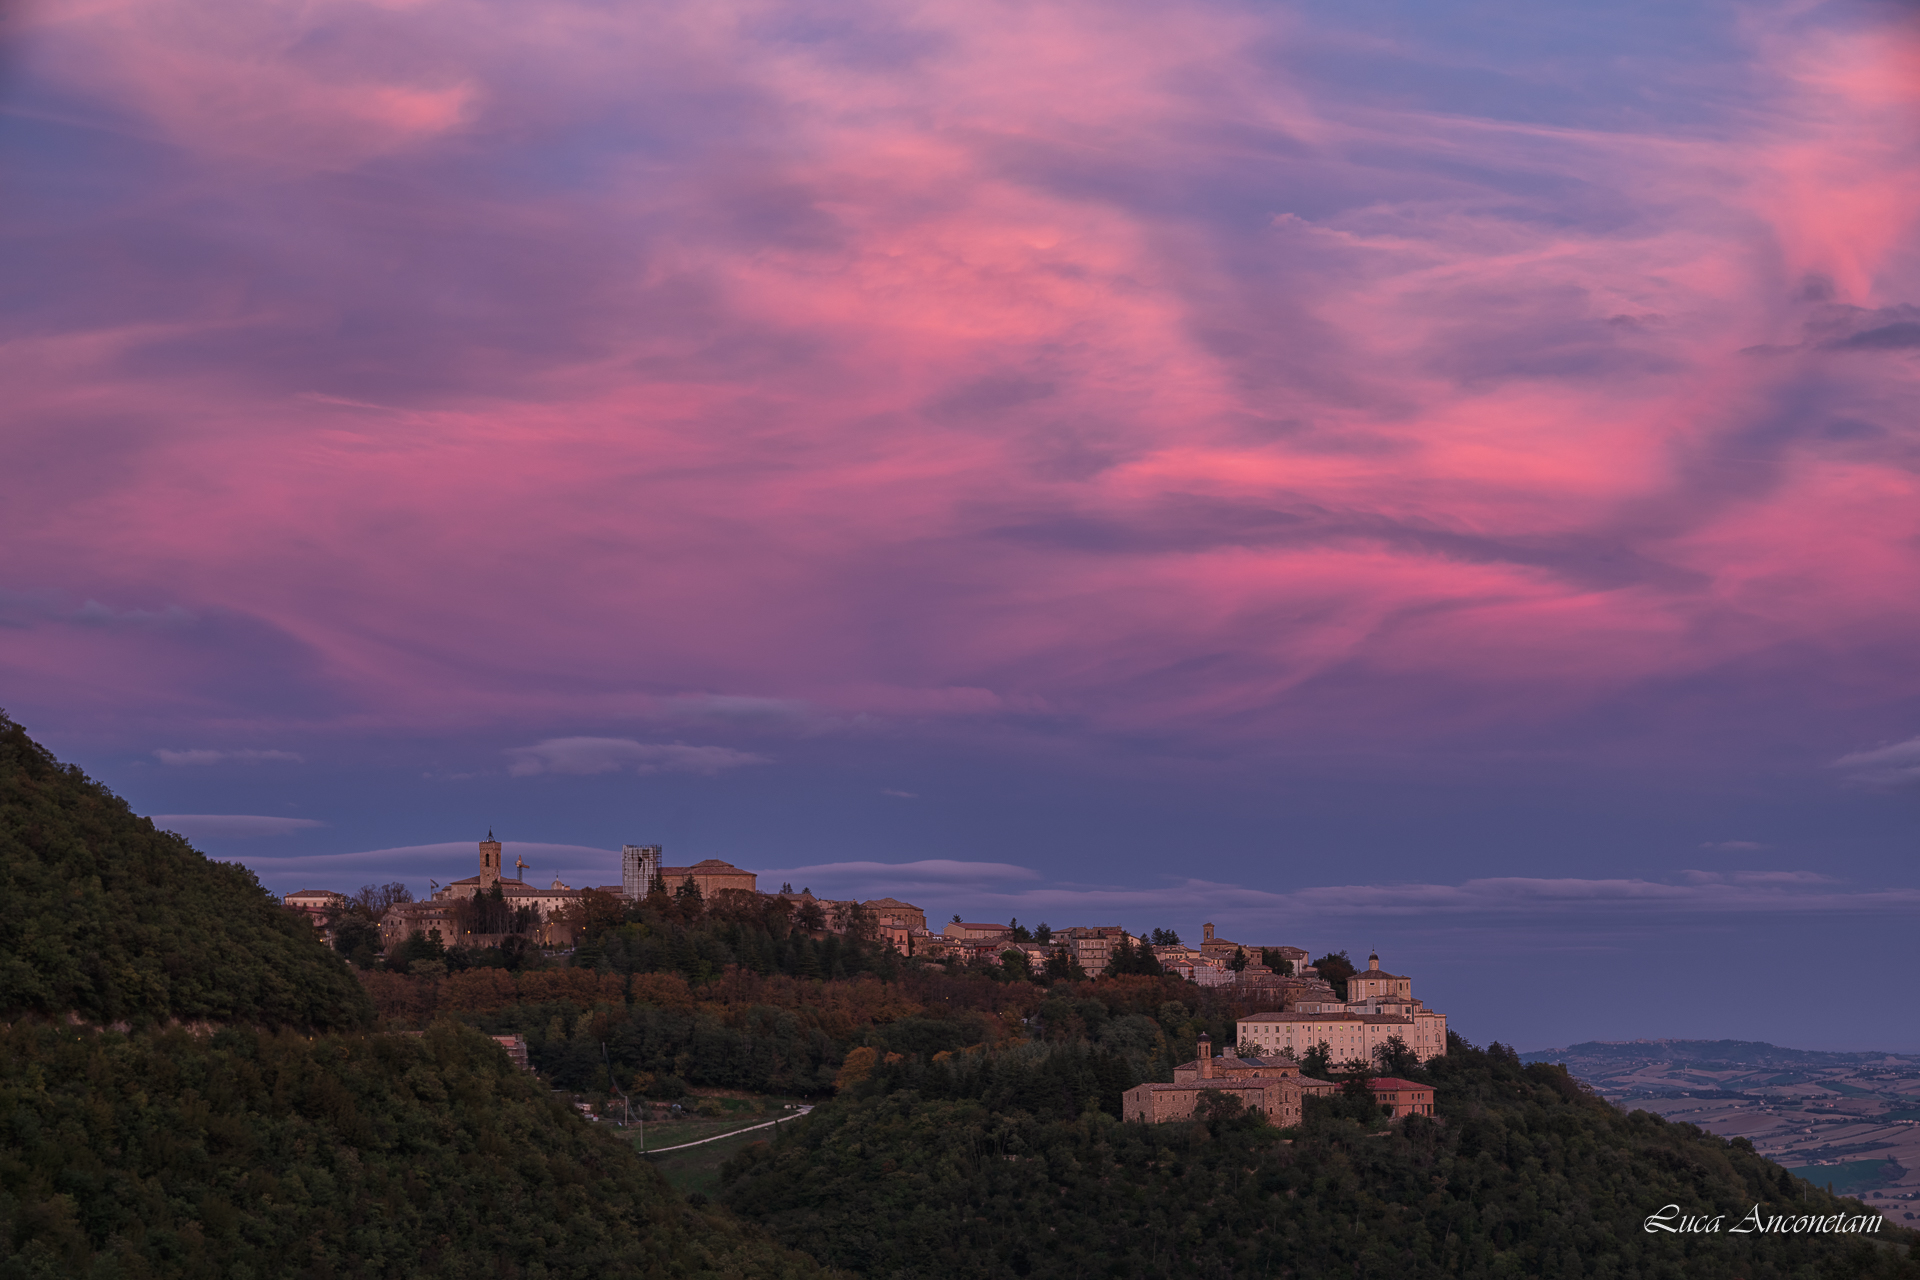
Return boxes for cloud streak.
[153,814,324,837]
[154,748,303,766]
[504,738,771,777]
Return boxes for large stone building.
[1057,925,1130,976]
[1235,951,1447,1063]
[382,836,592,950]
[1348,952,1412,1001]
[654,857,757,898]
[1123,1035,1330,1124]
[864,899,928,951]
[943,921,1012,942]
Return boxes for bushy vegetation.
[720,1037,1920,1279]
[0,712,371,1030]
[357,964,1257,1101]
[0,1020,824,1278]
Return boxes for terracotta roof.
[1367,1077,1431,1092]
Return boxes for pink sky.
[6,0,1918,758]
[6,0,1920,1048]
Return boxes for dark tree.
[1000,948,1033,982]
[1229,945,1249,972]
[1311,950,1356,999]
[1301,1039,1333,1080]
[1149,927,1182,946]
[1375,1035,1420,1077]
[1259,948,1293,975]
[332,910,383,965]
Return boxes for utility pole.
[602,1042,641,1151]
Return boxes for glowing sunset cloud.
[2,0,1917,767]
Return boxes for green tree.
[1301,1039,1333,1079]
[1229,945,1249,972]
[331,908,383,964]
[1374,1034,1420,1077]
[1311,949,1356,999]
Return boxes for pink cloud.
[3,0,1918,765]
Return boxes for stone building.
[1237,946,1448,1065]
[1057,925,1129,976]
[387,835,589,949]
[1348,952,1412,1001]
[1124,1035,1312,1125]
[283,889,346,938]
[862,898,927,951]
[1367,1077,1435,1117]
[942,921,1012,942]
[655,857,756,897]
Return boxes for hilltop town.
[285,836,1449,1122]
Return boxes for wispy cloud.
[881,789,919,799]
[1834,737,1920,788]
[154,748,304,766]
[755,859,1040,885]
[1700,840,1768,851]
[504,737,770,777]
[153,814,324,838]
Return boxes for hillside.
[0,715,827,1279]
[1523,1040,1920,1207]
[720,1039,1920,1278]
[0,712,370,1029]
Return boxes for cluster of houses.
[287,838,1450,1125]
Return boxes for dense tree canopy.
[0,1020,824,1278]
[722,1037,1920,1279]
[0,712,372,1030]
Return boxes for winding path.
[639,1105,814,1154]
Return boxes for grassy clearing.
[1786,1158,1899,1196]
[643,1124,791,1199]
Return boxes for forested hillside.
[721,1039,1920,1279]
[0,1020,821,1278]
[6,709,1911,1279]
[0,712,370,1029]
[0,715,825,1279]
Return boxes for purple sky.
[3,0,1918,1049]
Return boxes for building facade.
[1124,1036,1310,1125]
[1367,1077,1435,1117]
[656,858,757,897]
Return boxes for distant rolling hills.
[1524,1040,1920,1212]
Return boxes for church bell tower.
[480,832,502,891]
